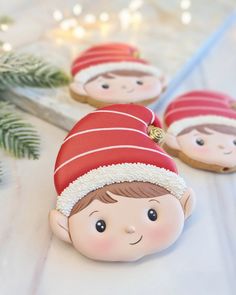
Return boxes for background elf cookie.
[163,90,236,173]
[69,43,167,107]
[50,104,195,262]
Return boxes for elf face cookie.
[50,104,195,262]
[163,90,236,173]
[69,43,167,107]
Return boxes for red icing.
[72,56,147,77]
[164,90,236,127]
[54,104,177,195]
[71,43,149,77]
[72,43,138,67]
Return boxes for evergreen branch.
[0,101,40,159]
[0,52,71,90]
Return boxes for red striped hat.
[71,43,163,85]
[54,104,187,216]
[164,90,236,136]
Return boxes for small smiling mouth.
[129,235,143,245]
[224,151,233,155]
[126,89,134,93]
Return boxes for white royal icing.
[56,163,187,216]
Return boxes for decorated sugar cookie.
[163,90,236,173]
[69,43,167,107]
[50,104,195,262]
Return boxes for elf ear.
[180,188,196,220]
[164,132,181,151]
[160,75,168,89]
[49,210,72,243]
[70,81,87,96]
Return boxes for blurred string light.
[119,0,143,30]
[60,18,77,30]
[2,42,12,51]
[129,0,143,11]
[181,11,192,24]
[0,24,9,32]
[119,9,132,30]
[0,16,14,52]
[180,0,192,25]
[0,42,12,52]
[84,14,96,24]
[73,26,85,38]
[73,4,82,16]
[180,0,191,10]
[51,1,145,40]
[53,10,63,22]
[99,12,110,22]
[0,16,13,32]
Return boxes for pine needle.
[0,52,71,90]
[0,101,40,159]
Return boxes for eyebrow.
[89,210,99,217]
[148,199,160,203]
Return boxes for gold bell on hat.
[148,125,165,144]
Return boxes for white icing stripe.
[92,110,147,126]
[56,163,187,217]
[73,55,140,68]
[165,106,234,121]
[148,108,155,124]
[54,145,172,175]
[168,115,236,135]
[63,128,148,144]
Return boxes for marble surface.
[1,0,236,130]
[1,17,236,295]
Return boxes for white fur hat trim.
[56,163,187,217]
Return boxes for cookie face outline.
[75,71,164,104]
[67,192,186,262]
[50,104,195,262]
[163,90,236,173]
[70,43,166,107]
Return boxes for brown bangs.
[87,70,151,83]
[70,181,169,217]
[178,124,236,136]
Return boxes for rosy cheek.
[192,145,209,152]
[87,236,115,253]
[85,85,114,96]
[147,225,172,242]
[138,83,162,95]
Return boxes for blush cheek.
[191,145,210,154]
[146,224,179,247]
[86,85,115,98]
[87,237,115,253]
[95,88,114,96]
[148,227,168,241]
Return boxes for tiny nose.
[125,225,136,234]
[121,85,127,89]
[218,144,225,149]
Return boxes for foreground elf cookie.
[163,90,236,173]
[69,43,167,107]
[50,104,195,262]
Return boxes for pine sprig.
[0,52,71,90]
[0,101,40,159]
